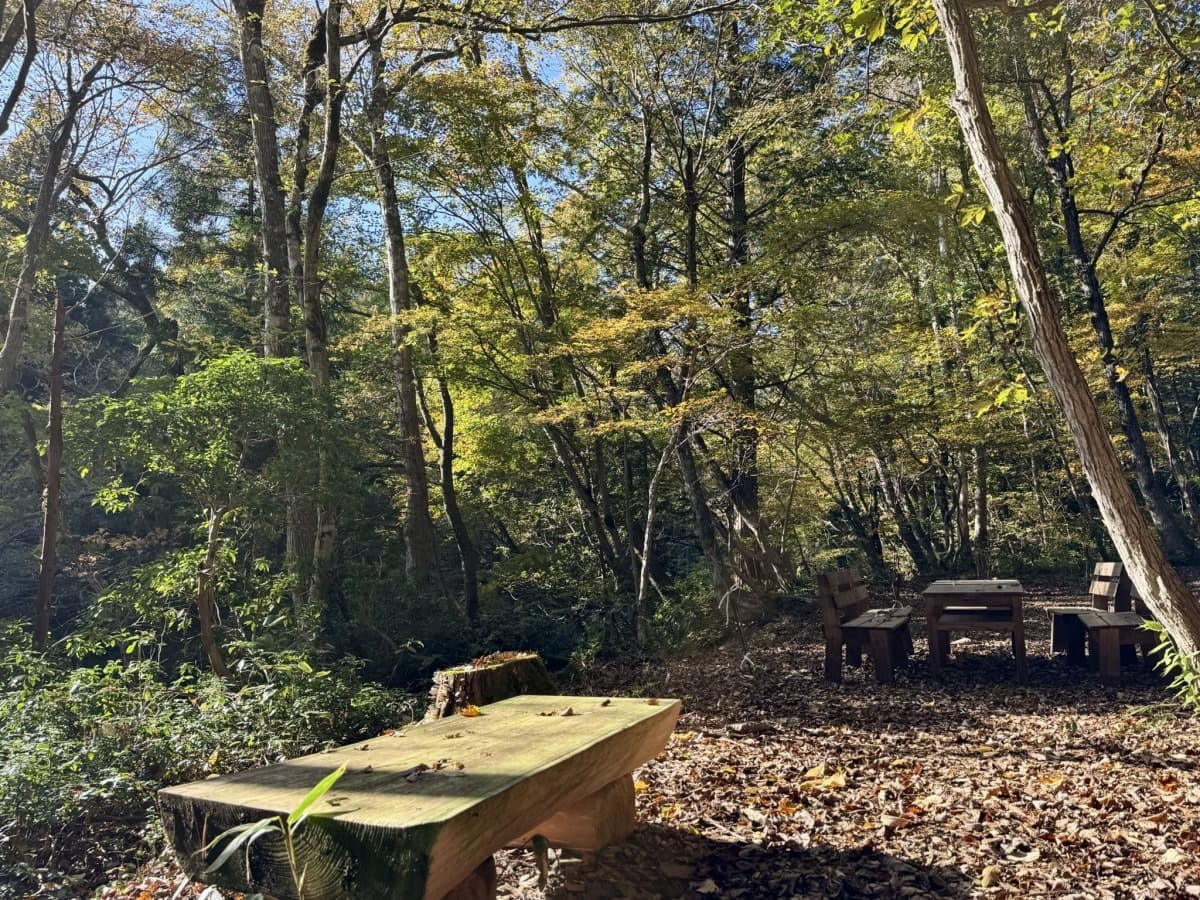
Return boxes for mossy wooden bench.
[159,695,680,900]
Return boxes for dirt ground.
[101,573,1200,900]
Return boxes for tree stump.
[424,651,555,721]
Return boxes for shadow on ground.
[509,823,971,899]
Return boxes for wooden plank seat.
[817,569,913,685]
[1076,609,1155,686]
[158,695,680,900]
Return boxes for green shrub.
[0,631,417,895]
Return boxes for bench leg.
[443,856,497,900]
[1139,636,1158,670]
[1051,614,1086,664]
[870,630,895,684]
[846,638,862,668]
[824,636,843,682]
[1063,618,1087,667]
[512,776,636,852]
[1097,629,1120,686]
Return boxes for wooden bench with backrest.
[816,569,912,684]
[1046,562,1154,681]
[158,695,680,900]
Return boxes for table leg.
[928,601,944,676]
[1012,598,1027,683]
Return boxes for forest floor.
[100,572,1200,900]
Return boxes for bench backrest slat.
[1089,561,1132,612]
[816,569,869,627]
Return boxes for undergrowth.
[0,630,417,897]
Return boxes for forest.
[2,0,1200,896]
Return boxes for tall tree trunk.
[232,0,291,357]
[933,0,1200,658]
[874,453,932,572]
[421,332,481,623]
[355,43,438,586]
[198,508,231,677]
[301,0,343,622]
[1143,347,1200,529]
[635,425,681,647]
[955,453,974,569]
[0,64,98,395]
[1013,48,1195,561]
[32,288,64,649]
[972,446,989,577]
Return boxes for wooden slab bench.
[817,569,913,685]
[159,695,680,900]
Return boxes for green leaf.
[204,817,281,874]
[287,763,346,828]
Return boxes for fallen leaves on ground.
[97,574,1200,899]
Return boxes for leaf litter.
[96,574,1200,899]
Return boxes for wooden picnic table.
[922,579,1026,682]
[159,694,680,900]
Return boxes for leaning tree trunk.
[933,0,1200,658]
[32,288,64,650]
[424,652,555,721]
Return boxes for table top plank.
[922,579,1023,596]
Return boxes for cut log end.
[425,652,556,721]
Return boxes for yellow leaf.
[981,865,1001,888]
[207,750,219,767]
[460,705,481,717]
[634,779,649,793]
[804,763,826,779]
[1039,773,1065,789]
